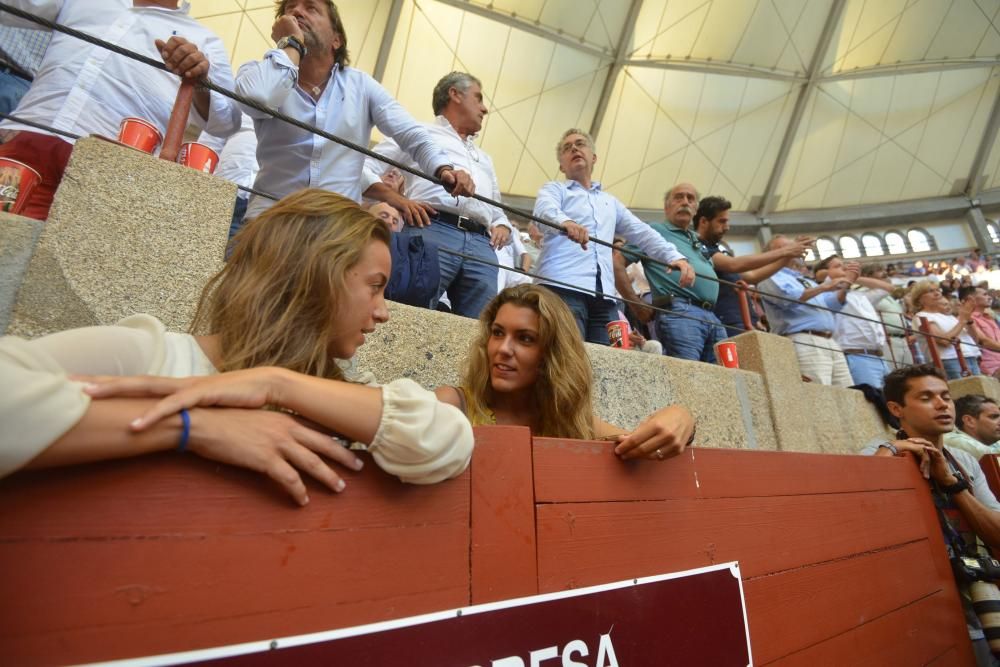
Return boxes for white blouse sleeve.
[0,315,167,477]
[366,378,473,484]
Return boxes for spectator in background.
[911,280,981,379]
[0,24,50,116]
[814,255,895,388]
[864,263,915,367]
[0,0,241,220]
[693,195,814,336]
[236,2,472,220]
[945,394,1000,460]
[963,285,1000,377]
[198,112,258,241]
[757,235,855,386]
[523,223,543,271]
[496,228,532,291]
[362,71,509,319]
[534,131,692,344]
[367,202,402,233]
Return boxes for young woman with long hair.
[1,189,472,504]
[435,284,695,460]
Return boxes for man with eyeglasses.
[532,129,694,344]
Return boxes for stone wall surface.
[0,212,43,335]
[7,137,234,338]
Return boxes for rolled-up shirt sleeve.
[234,51,298,118]
[193,35,241,137]
[366,378,473,484]
[533,182,571,238]
[361,135,407,195]
[368,77,451,184]
[615,203,684,265]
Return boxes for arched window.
[862,233,884,256]
[839,235,861,258]
[885,231,907,254]
[907,228,931,253]
[988,222,1000,245]
[816,237,837,259]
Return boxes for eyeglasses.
[559,139,590,154]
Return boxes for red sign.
[125,563,751,667]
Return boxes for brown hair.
[191,188,389,380]
[462,284,595,439]
[275,0,350,68]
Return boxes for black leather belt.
[788,330,833,339]
[651,293,714,311]
[843,348,883,357]
[432,210,489,237]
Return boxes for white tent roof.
[190,0,1000,217]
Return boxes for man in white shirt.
[235,0,472,221]
[362,71,512,318]
[945,394,1000,460]
[0,0,241,220]
[197,112,258,240]
[533,128,693,344]
[814,254,896,388]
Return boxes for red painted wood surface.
[469,426,537,604]
[0,429,976,665]
[0,452,470,665]
[981,454,1000,499]
[532,439,973,665]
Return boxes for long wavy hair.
[462,284,595,439]
[191,188,390,380]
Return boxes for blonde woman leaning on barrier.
[435,284,695,461]
[1,189,472,505]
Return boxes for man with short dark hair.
[694,195,813,336]
[862,364,1000,666]
[946,395,1000,460]
[237,1,472,219]
[362,71,511,318]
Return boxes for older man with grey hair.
[533,128,693,344]
[362,71,512,318]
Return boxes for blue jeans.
[845,353,890,389]
[0,69,31,117]
[397,220,497,318]
[655,299,727,363]
[547,285,617,344]
[943,357,982,380]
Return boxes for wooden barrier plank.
[470,426,538,604]
[743,540,953,664]
[533,440,918,504]
[0,453,472,666]
[535,490,929,589]
[765,590,973,666]
[980,454,1000,500]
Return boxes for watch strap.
[941,477,970,496]
[276,35,306,59]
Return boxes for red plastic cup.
[117,117,162,154]
[177,142,219,174]
[716,341,740,368]
[607,320,631,349]
[0,157,42,215]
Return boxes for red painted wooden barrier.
[0,428,974,665]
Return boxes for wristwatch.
[940,477,970,496]
[276,35,307,59]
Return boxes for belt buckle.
[455,215,473,232]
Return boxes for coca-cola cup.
[606,320,631,349]
[0,158,42,215]
[177,142,219,174]
[716,341,740,368]
[117,117,162,154]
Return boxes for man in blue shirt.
[532,129,694,344]
[695,196,813,336]
[757,235,855,386]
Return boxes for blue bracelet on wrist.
[178,408,191,453]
